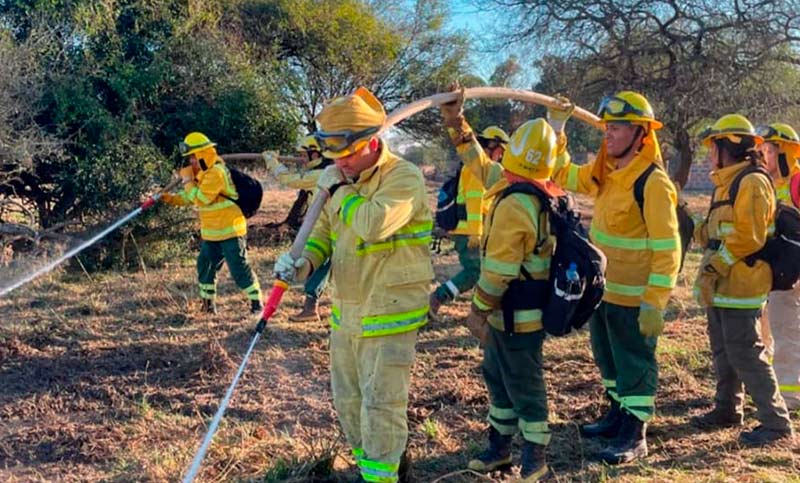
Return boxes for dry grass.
[1,188,799,483]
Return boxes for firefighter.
[690,115,794,445]
[443,94,567,481]
[162,132,262,314]
[428,126,508,318]
[550,92,681,464]
[263,136,334,322]
[758,122,800,410]
[273,87,432,483]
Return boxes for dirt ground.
[1,188,798,483]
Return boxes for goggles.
[597,96,649,119]
[178,141,214,156]
[314,126,380,154]
[756,125,795,142]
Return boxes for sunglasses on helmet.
[597,96,648,119]
[756,125,792,141]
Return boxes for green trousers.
[590,302,658,422]
[482,326,550,445]
[197,237,261,302]
[433,235,481,302]
[707,307,792,430]
[330,323,417,483]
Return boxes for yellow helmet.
[597,91,663,129]
[757,122,800,155]
[477,125,510,144]
[296,135,321,153]
[315,86,385,159]
[179,132,216,157]
[701,114,764,147]
[501,119,558,181]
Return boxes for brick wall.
[683,160,714,191]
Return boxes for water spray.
[0,178,181,298]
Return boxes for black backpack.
[708,166,800,291]
[497,183,607,337]
[222,166,263,218]
[633,163,694,271]
[435,165,466,231]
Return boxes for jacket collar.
[710,161,751,188]
[607,153,657,189]
[355,140,390,185]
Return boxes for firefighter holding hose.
[273,87,432,483]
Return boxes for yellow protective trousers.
[330,309,417,483]
[768,285,800,410]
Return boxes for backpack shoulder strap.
[707,165,770,214]
[633,163,659,216]
[498,181,547,203]
[729,166,771,205]
[497,183,552,281]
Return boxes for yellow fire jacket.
[302,143,433,337]
[695,161,775,309]
[474,180,554,332]
[162,157,246,241]
[553,144,681,310]
[776,159,800,207]
[449,165,489,237]
[446,120,554,332]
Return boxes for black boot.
[581,398,622,438]
[201,299,217,314]
[519,441,549,482]
[398,451,412,483]
[467,426,513,472]
[739,425,794,446]
[690,406,743,430]
[598,411,647,465]
[250,299,263,314]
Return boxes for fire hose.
[0,178,182,298]
[181,88,602,482]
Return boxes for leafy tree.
[489,0,800,186]
[236,0,470,136]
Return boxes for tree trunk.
[284,190,310,230]
[673,128,694,190]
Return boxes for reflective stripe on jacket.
[302,143,433,337]
[700,161,775,309]
[446,119,554,332]
[553,151,681,309]
[449,166,488,236]
[162,157,246,241]
[474,181,553,333]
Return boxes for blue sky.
[444,1,537,86]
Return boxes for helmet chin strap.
[779,153,790,177]
[616,126,644,159]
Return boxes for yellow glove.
[179,166,195,184]
[440,81,466,128]
[317,165,347,195]
[704,253,732,278]
[638,304,664,337]
[262,150,289,175]
[693,219,708,249]
[274,252,312,282]
[160,192,177,206]
[547,94,575,133]
[467,235,481,249]
[464,305,490,346]
[694,268,719,308]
